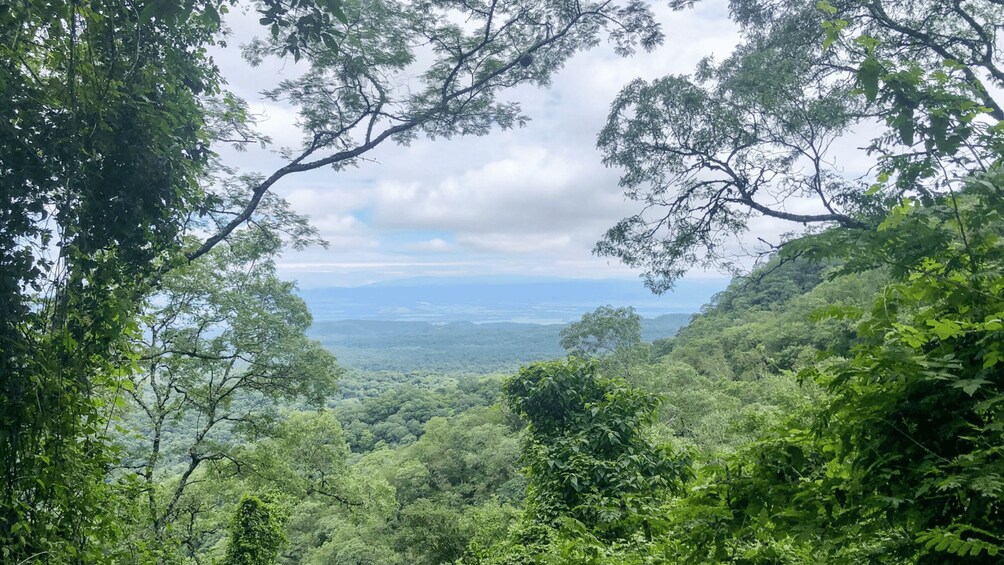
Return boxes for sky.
[210,2,746,289]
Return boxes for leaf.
[897,116,915,146]
[954,378,989,396]
[926,318,963,340]
[319,0,348,23]
[321,33,338,52]
[816,0,838,15]
[982,349,1000,369]
[858,57,882,102]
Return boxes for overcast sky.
[212,2,745,288]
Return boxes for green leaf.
[816,0,837,14]
[858,57,882,102]
[319,0,348,23]
[321,33,338,52]
[927,318,963,340]
[897,116,915,146]
[954,378,989,396]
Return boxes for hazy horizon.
[297,275,729,324]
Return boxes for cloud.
[286,186,372,214]
[213,1,750,286]
[456,233,573,254]
[374,146,633,253]
[407,238,452,252]
[277,260,478,271]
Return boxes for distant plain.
[300,277,726,372]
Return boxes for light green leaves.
[223,495,289,565]
[559,305,642,359]
[499,359,689,559]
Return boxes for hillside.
[308,314,693,373]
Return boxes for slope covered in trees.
[100,250,888,563]
[1,0,666,558]
[307,315,692,374]
[3,0,1003,561]
[220,257,908,561]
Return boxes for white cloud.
[374,146,633,254]
[286,184,372,212]
[456,233,573,254]
[277,260,478,271]
[212,2,752,286]
[408,238,452,252]
[318,235,381,251]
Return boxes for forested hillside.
[114,255,885,564]
[3,0,1003,562]
[307,315,692,373]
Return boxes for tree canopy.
[4,0,1004,562]
[1,0,225,557]
[1,0,671,559]
[559,305,642,358]
[596,0,1004,292]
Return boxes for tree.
[661,175,1004,563]
[181,410,365,561]
[0,0,225,558]
[223,495,289,565]
[4,0,665,557]
[126,222,340,546]
[560,306,643,359]
[794,173,1004,562]
[595,0,1004,292]
[188,0,667,261]
[394,499,469,565]
[496,359,690,561]
[623,1,1004,558]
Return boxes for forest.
[2,0,1003,563]
[306,314,692,373]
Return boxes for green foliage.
[224,495,289,565]
[596,36,870,292]
[335,380,487,451]
[597,0,1004,292]
[499,359,690,560]
[657,257,882,381]
[146,408,380,563]
[256,0,349,62]
[619,0,1004,555]
[394,499,468,564]
[7,0,1003,563]
[647,171,1004,564]
[0,0,224,558]
[122,225,341,550]
[0,0,689,559]
[236,411,355,501]
[794,176,1004,562]
[560,306,643,358]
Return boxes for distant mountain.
[309,314,693,373]
[298,276,726,323]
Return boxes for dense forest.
[306,315,692,373]
[3,0,1004,563]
